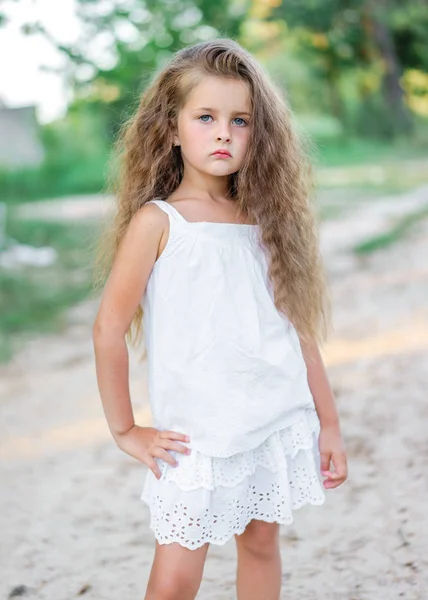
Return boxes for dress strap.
[146,198,188,224]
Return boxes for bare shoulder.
[130,201,169,232]
[110,202,169,263]
[122,201,169,261]
[94,202,168,333]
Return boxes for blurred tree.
[390,1,428,71]
[264,1,370,128]
[362,0,414,136]
[3,0,248,140]
[59,0,248,140]
[264,0,424,137]
[1,0,249,199]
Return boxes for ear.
[173,135,180,147]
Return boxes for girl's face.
[174,76,252,178]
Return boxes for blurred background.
[1,3,428,598]
[1,0,428,361]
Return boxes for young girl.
[93,38,347,600]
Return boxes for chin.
[208,162,238,173]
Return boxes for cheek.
[182,122,210,144]
[180,126,212,161]
[235,128,251,152]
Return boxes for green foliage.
[0,217,95,361]
[269,0,424,138]
[69,0,249,141]
[263,47,333,115]
[390,2,428,71]
[1,0,251,205]
[6,217,93,259]
[0,108,110,204]
[315,118,428,167]
[297,114,344,141]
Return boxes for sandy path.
[1,188,428,599]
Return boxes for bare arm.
[300,338,340,429]
[92,204,190,478]
[300,337,348,489]
[92,203,163,439]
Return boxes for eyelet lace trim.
[141,409,325,550]
[156,408,320,490]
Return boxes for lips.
[212,150,232,157]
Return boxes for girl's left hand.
[318,425,348,489]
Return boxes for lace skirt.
[140,408,325,550]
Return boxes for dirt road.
[2,188,428,599]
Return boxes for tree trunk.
[366,0,413,137]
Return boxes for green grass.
[0,217,96,362]
[316,161,428,198]
[311,124,428,197]
[0,152,109,205]
[353,204,428,256]
[316,138,420,167]
[313,120,428,167]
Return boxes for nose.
[216,120,231,143]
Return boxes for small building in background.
[0,101,45,169]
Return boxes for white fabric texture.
[141,199,317,458]
[141,408,325,549]
[140,199,325,548]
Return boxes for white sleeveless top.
[141,199,316,458]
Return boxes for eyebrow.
[193,107,252,116]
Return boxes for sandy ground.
[1,187,428,599]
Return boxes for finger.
[331,453,348,480]
[160,439,192,455]
[320,451,331,472]
[159,430,190,442]
[152,447,178,468]
[323,475,346,489]
[322,466,347,482]
[146,457,162,480]
[322,460,348,489]
[151,468,161,480]
[322,469,340,480]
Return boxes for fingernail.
[186,449,191,454]
[185,436,190,442]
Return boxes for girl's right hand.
[114,425,191,479]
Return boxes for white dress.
[140,198,325,549]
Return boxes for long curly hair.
[94,37,330,348]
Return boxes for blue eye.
[198,115,248,126]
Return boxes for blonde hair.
[94,37,330,347]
